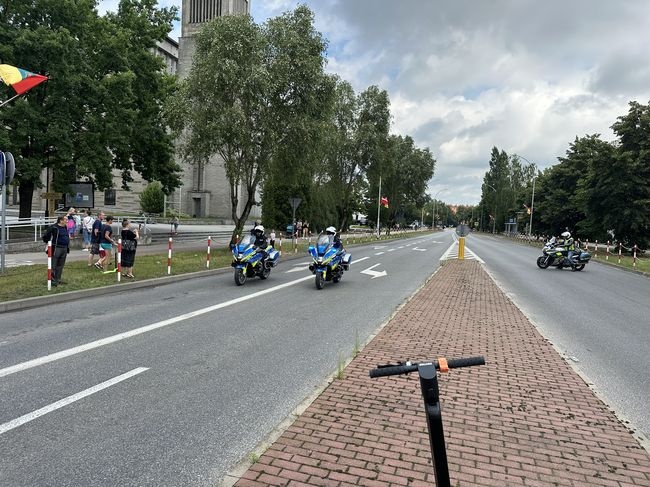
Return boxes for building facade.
[174,0,257,220]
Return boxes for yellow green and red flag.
[0,64,48,95]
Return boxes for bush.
[139,182,165,214]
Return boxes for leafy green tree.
[139,181,165,214]
[608,101,650,248]
[166,6,331,243]
[0,0,181,218]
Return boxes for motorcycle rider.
[326,226,344,253]
[252,224,269,262]
[559,230,576,269]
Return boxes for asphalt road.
[0,232,455,487]
[464,233,650,443]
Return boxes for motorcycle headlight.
[238,253,243,259]
[317,257,323,263]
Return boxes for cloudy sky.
[100,0,650,204]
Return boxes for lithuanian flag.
[0,64,48,95]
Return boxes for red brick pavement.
[229,260,650,486]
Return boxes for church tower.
[176,0,256,220]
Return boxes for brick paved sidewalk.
[228,260,650,486]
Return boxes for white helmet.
[561,231,571,238]
[326,226,336,234]
[254,225,265,234]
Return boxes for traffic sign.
[455,224,470,237]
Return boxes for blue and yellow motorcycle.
[308,234,352,290]
[231,235,280,286]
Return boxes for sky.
[99,0,650,205]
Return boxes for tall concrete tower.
[176,0,257,221]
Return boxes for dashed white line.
[0,367,149,435]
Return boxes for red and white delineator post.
[207,236,211,269]
[47,240,52,290]
[167,237,173,275]
[117,239,122,282]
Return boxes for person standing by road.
[89,211,105,267]
[42,216,70,287]
[97,215,116,271]
[81,209,94,251]
[120,218,139,279]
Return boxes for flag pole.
[0,93,22,109]
[376,175,382,237]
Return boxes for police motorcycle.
[308,228,352,290]
[536,236,591,271]
[231,230,280,286]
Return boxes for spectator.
[296,220,302,239]
[42,215,70,287]
[96,215,116,271]
[303,221,309,237]
[81,209,94,251]
[172,216,179,235]
[89,211,104,267]
[66,208,77,239]
[269,229,276,248]
[120,218,139,279]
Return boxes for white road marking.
[412,247,427,252]
[360,263,388,279]
[351,256,369,264]
[387,248,395,252]
[375,252,385,255]
[0,276,314,379]
[286,265,311,273]
[0,367,149,435]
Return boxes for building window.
[104,189,116,206]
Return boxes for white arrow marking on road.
[412,247,427,252]
[0,367,149,435]
[286,262,311,273]
[360,263,387,279]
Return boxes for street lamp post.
[432,188,447,229]
[514,154,537,238]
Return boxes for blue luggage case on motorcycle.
[267,248,280,267]
[342,253,352,271]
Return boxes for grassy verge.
[0,231,428,302]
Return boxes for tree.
[0,0,181,218]
[139,181,165,214]
[166,6,331,243]
[608,101,650,248]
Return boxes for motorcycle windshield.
[317,234,333,255]
[236,235,255,253]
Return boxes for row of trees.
[476,101,650,248]
[0,0,182,218]
[166,6,435,240]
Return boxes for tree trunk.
[18,181,35,219]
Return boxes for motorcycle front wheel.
[234,268,247,286]
[536,256,550,269]
[315,272,325,290]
